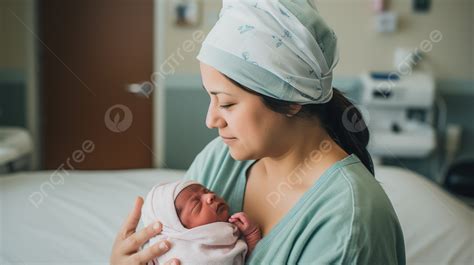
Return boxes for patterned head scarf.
[197,0,339,104]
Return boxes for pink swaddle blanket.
[141,179,247,265]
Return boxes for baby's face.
[175,184,230,229]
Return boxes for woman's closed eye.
[219,104,234,109]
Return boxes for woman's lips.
[221,136,237,144]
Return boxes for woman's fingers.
[121,221,163,253]
[119,197,144,240]
[111,197,174,265]
[130,240,173,265]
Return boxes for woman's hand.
[110,196,180,265]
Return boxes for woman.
[110,1,406,264]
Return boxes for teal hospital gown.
[184,137,406,265]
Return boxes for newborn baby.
[141,180,261,265]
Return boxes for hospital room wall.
[162,0,474,178]
[163,0,473,81]
[0,1,28,126]
[1,0,472,173]
[0,0,39,168]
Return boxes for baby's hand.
[229,212,262,256]
[228,212,258,236]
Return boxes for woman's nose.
[206,103,226,129]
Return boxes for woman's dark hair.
[226,77,374,175]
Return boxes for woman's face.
[200,62,293,160]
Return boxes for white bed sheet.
[1,166,473,265]
[375,166,473,265]
[1,169,183,265]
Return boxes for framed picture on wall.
[173,0,200,27]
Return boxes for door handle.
[125,82,154,97]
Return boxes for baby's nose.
[205,193,215,204]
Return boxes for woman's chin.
[229,148,254,161]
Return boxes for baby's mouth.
[216,202,227,213]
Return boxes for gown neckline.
[236,154,360,258]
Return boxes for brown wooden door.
[40,0,154,169]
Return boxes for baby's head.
[174,183,230,229]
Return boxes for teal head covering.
[197,0,339,104]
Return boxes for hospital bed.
[1,166,472,265]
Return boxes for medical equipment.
[443,158,474,206]
[360,71,436,159]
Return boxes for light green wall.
[0,0,38,169]
[163,0,474,81]
[0,0,32,71]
